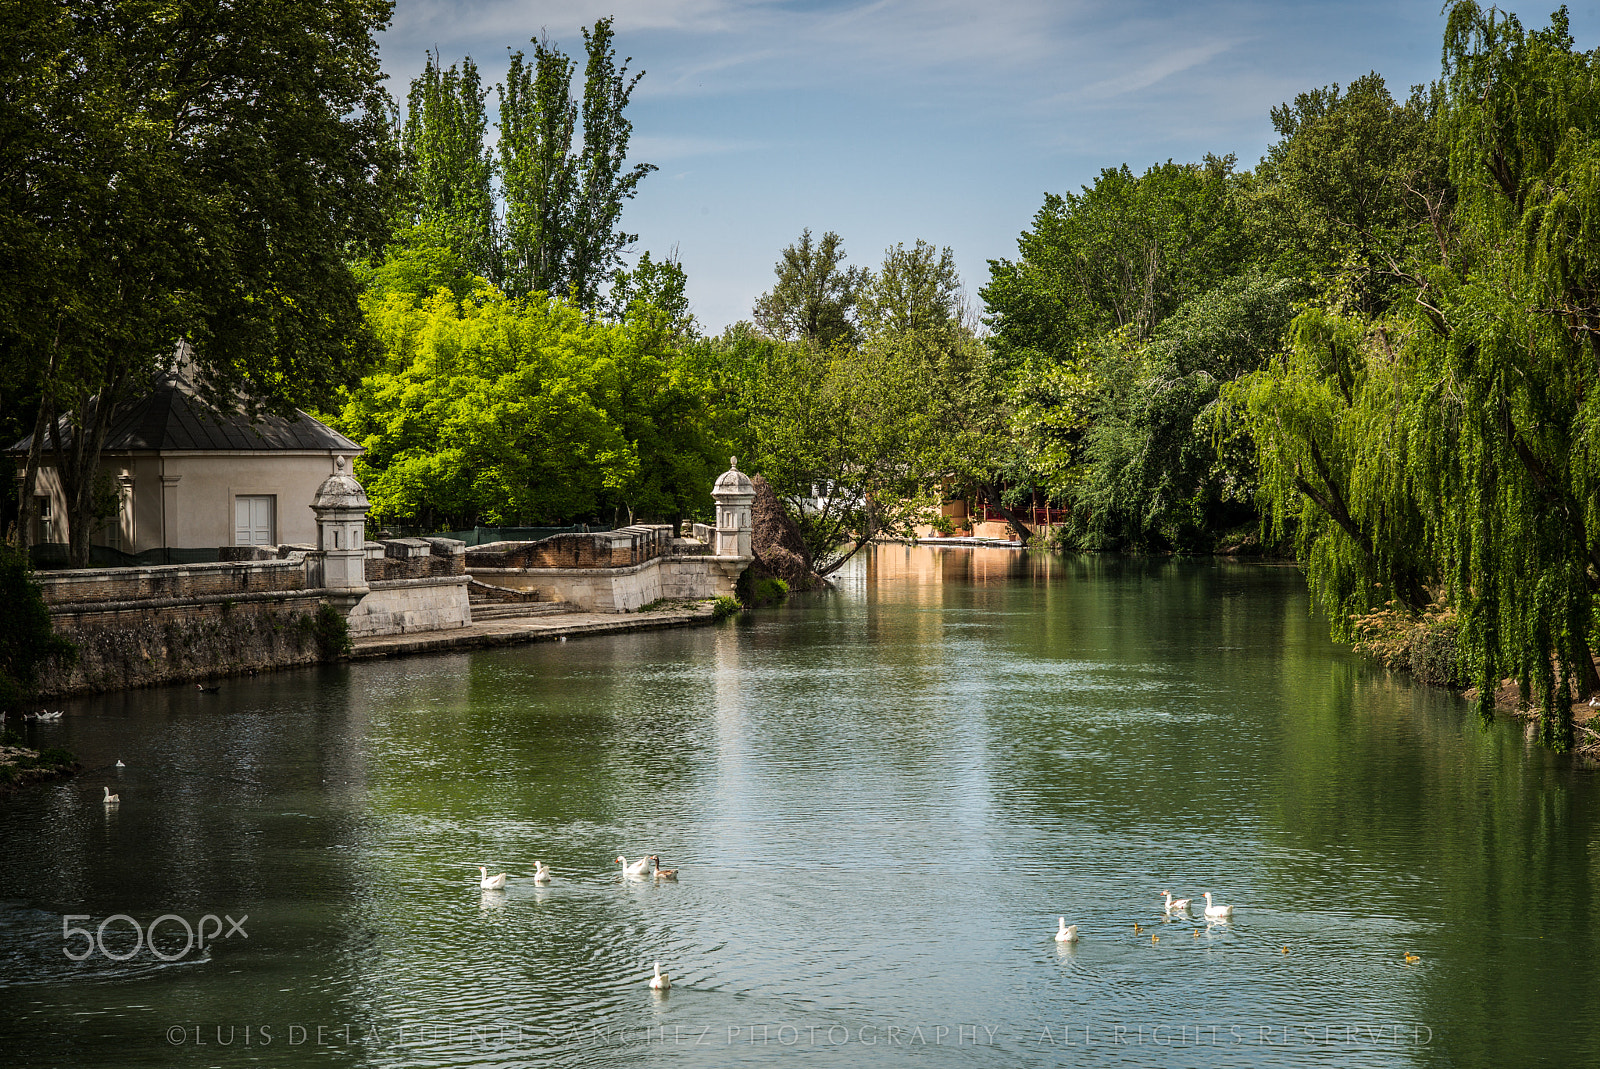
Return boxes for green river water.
[1,546,1597,1068]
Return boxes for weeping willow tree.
[1230,3,1600,750]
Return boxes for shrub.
[310,604,352,659]
[711,596,741,621]
[1351,602,1463,686]
[0,544,76,709]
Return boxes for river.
[1,546,1595,1068]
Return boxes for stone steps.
[469,601,579,621]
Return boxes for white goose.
[1161,891,1192,914]
[616,855,651,876]
[479,865,508,890]
[648,961,670,990]
[1054,917,1079,943]
[533,861,552,884]
[103,787,119,805]
[1202,892,1234,920]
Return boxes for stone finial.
[730,456,738,471]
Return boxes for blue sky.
[377,1,1600,332]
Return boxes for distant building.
[7,369,358,559]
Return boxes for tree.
[983,156,1252,362]
[1229,3,1600,750]
[338,283,727,529]
[1250,72,1448,317]
[497,18,654,305]
[1072,271,1297,550]
[752,229,867,347]
[569,18,656,308]
[859,240,962,336]
[0,543,74,709]
[400,53,497,282]
[498,34,577,299]
[4,0,397,565]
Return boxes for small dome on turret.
[712,456,754,495]
[313,454,369,510]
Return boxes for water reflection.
[0,547,1595,1067]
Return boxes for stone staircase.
[469,600,580,622]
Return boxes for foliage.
[982,155,1253,360]
[308,604,353,660]
[400,54,497,282]
[1071,271,1297,550]
[1251,72,1448,317]
[711,596,741,621]
[337,286,727,528]
[4,0,398,565]
[0,543,75,708]
[752,229,868,347]
[859,240,962,336]
[1225,3,1600,749]
[1351,603,1463,687]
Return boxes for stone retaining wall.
[41,591,331,696]
[346,576,472,637]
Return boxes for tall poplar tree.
[400,53,497,283]
[497,18,655,305]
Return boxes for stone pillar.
[310,455,370,598]
[711,457,755,558]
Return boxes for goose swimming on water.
[1054,918,1079,943]
[1202,892,1234,920]
[616,855,651,876]
[648,961,670,990]
[479,866,508,890]
[102,787,119,805]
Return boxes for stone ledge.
[348,603,716,660]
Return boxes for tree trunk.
[978,481,1032,542]
[13,334,62,553]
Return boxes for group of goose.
[476,854,680,989]
[1054,889,1236,944]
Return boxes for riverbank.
[0,741,78,794]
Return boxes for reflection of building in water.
[863,545,1039,588]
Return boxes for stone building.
[8,368,358,556]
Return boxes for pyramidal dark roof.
[8,373,359,454]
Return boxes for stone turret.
[711,457,755,558]
[311,455,369,593]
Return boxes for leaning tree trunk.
[978,481,1032,542]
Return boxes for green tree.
[1229,3,1600,749]
[497,18,654,305]
[498,34,577,299]
[4,0,397,565]
[0,543,74,709]
[752,229,868,347]
[1251,72,1448,316]
[400,53,497,282]
[983,155,1252,361]
[860,240,962,336]
[339,283,726,529]
[1073,271,1297,550]
[569,18,656,308]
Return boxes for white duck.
[479,865,508,890]
[103,787,119,805]
[1202,892,1234,920]
[533,861,552,884]
[1054,917,1079,943]
[648,961,670,990]
[616,855,651,876]
[1161,891,1192,914]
